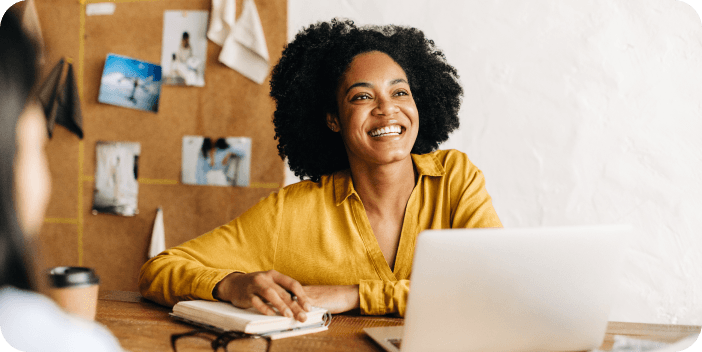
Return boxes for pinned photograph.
[92,141,141,216]
[98,54,162,112]
[161,10,209,86]
[182,136,251,187]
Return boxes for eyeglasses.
[171,329,271,352]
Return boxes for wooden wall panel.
[43,127,80,219]
[35,0,287,291]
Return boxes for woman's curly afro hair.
[270,19,462,182]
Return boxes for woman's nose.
[373,96,399,116]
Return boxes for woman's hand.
[303,285,360,314]
[214,270,311,322]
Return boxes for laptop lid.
[400,224,632,352]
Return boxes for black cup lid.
[48,267,100,288]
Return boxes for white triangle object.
[148,208,166,258]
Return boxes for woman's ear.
[326,113,340,132]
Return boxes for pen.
[286,289,298,302]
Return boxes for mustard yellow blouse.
[139,149,502,316]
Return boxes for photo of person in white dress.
[161,11,208,87]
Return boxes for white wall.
[288,0,702,325]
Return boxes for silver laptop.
[365,225,632,352]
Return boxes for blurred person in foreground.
[0,7,122,352]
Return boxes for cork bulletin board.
[34,0,287,292]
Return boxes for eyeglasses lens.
[172,330,268,352]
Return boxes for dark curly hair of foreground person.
[270,19,463,182]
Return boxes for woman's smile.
[368,124,403,137]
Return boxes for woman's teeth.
[369,125,402,137]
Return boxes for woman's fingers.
[244,270,309,322]
[270,271,312,312]
[250,295,276,316]
[270,284,307,322]
[266,272,310,322]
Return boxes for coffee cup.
[47,266,100,320]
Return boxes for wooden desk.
[97,291,700,352]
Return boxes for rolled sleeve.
[359,279,410,316]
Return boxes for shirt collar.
[411,152,445,177]
[333,169,355,206]
[333,152,445,206]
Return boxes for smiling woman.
[139,19,502,319]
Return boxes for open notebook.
[170,300,331,340]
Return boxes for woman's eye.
[394,90,409,96]
[351,94,371,101]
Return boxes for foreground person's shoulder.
[0,287,123,351]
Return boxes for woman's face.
[328,51,419,169]
[14,102,51,236]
